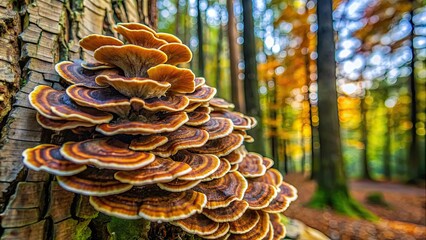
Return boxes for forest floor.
[284,173,426,240]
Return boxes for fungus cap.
[194,77,206,89]
[36,113,95,131]
[184,85,217,103]
[238,152,267,178]
[262,182,297,213]
[211,111,252,130]
[191,133,244,157]
[66,85,130,116]
[173,213,219,235]
[129,135,168,151]
[157,179,201,192]
[147,64,195,94]
[95,75,171,99]
[262,157,274,169]
[22,144,86,176]
[157,32,182,43]
[96,111,188,135]
[201,158,231,182]
[229,163,239,172]
[114,157,191,186]
[89,186,207,221]
[209,98,235,110]
[60,138,155,170]
[152,126,209,157]
[185,102,203,112]
[57,168,133,196]
[94,45,167,77]
[199,117,234,140]
[228,210,260,234]
[193,171,248,209]
[222,146,246,165]
[159,43,192,65]
[79,34,124,52]
[172,151,221,181]
[131,95,190,112]
[202,200,249,223]
[243,182,278,209]
[29,85,113,124]
[199,223,230,239]
[186,106,211,126]
[228,211,270,240]
[249,168,283,188]
[115,25,168,48]
[115,23,157,34]
[55,61,118,88]
[269,213,286,240]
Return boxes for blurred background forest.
[155,0,425,239]
[156,0,425,182]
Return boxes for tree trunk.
[215,21,223,96]
[384,102,392,180]
[309,0,376,220]
[241,0,265,155]
[226,0,245,112]
[196,0,205,77]
[0,1,191,239]
[360,96,372,180]
[269,84,278,162]
[407,1,422,182]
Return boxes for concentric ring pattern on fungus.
[22,23,297,240]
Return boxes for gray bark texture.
[0,0,157,238]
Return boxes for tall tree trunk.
[283,138,289,174]
[196,0,205,77]
[384,102,392,180]
[215,21,223,96]
[241,0,265,155]
[175,0,181,37]
[360,95,372,180]
[226,0,245,112]
[407,1,422,182]
[0,1,192,239]
[269,83,279,161]
[309,0,376,220]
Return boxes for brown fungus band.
[22,23,297,240]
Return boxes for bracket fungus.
[22,23,297,239]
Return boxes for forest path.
[283,173,426,240]
[351,180,425,197]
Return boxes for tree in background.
[242,0,266,155]
[197,0,205,77]
[227,0,245,112]
[309,0,377,219]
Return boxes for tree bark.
[0,1,169,239]
[384,99,392,180]
[215,21,223,96]
[196,0,205,77]
[241,0,265,155]
[360,96,372,180]
[226,0,245,112]
[407,1,422,182]
[309,0,376,220]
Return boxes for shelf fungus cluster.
[22,23,297,240]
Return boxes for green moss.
[107,217,150,240]
[308,188,379,221]
[72,219,92,240]
[278,213,290,225]
[366,192,389,207]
